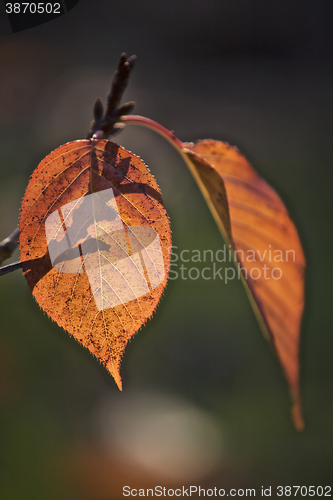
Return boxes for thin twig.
[0,228,20,265]
[0,260,22,277]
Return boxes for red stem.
[119,115,185,150]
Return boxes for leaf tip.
[291,400,304,431]
[106,359,123,391]
[115,376,123,392]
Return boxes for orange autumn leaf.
[19,139,171,388]
[181,140,305,429]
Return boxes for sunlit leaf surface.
[20,139,171,388]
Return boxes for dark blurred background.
[0,1,332,498]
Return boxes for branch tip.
[87,53,137,139]
[93,98,104,121]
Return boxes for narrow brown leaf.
[20,139,171,388]
[182,140,305,429]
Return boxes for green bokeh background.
[0,1,332,498]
